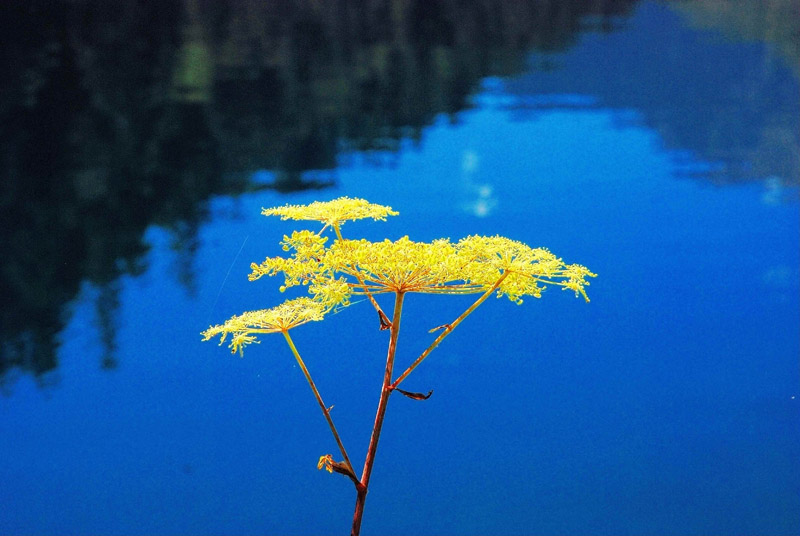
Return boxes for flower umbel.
[248,230,328,289]
[249,233,596,302]
[201,297,329,355]
[456,235,597,303]
[325,236,473,295]
[262,196,398,231]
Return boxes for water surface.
[1,2,798,535]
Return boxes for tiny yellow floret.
[317,454,334,473]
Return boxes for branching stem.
[390,272,509,389]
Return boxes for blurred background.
[1,1,798,534]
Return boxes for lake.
[1,1,798,534]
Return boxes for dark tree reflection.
[0,0,638,383]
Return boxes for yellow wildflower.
[201,297,329,356]
[455,235,597,303]
[249,230,328,289]
[211,200,596,357]
[248,232,595,303]
[202,197,597,535]
[324,236,475,295]
[262,197,398,230]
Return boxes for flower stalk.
[351,291,405,535]
[282,330,358,484]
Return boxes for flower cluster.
[203,197,596,355]
[318,236,473,295]
[262,196,399,231]
[250,232,595,302]
[201,297,329,355]
[455,235,595,303]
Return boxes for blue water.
[2,3,798,535]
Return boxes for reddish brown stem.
[350,291,405,536]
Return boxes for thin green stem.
[390,272,509,389]
[282,330,357,484]
[351,291,405,536]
